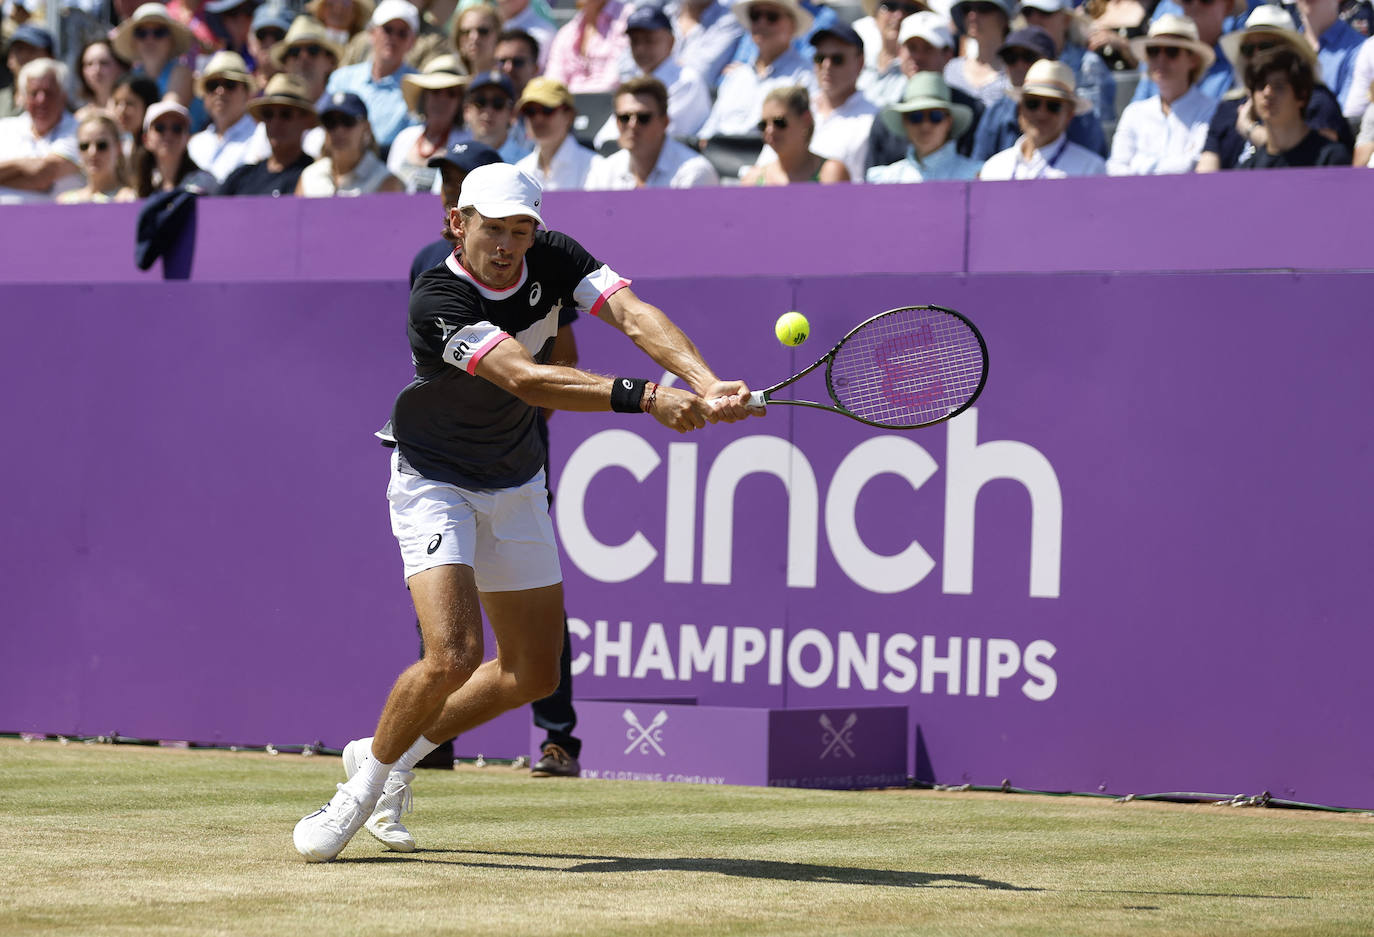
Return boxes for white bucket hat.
[1129,13,1217,74]
[458,164,545,226]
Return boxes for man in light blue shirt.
[697,0,819,139]
[325,0,419,148]
[1288,0,1365,101]
[660,0,745,89]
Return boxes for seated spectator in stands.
[454,2,502,75]
[1,24,54,118]
[134,100,218,194]
[1108,14,1218,173]
[188,51,257,182]
[1290,0,1364,102]
[741,84,849,182]
[308,0,373,48]
[544,0,632,92]
[1130,0,1239,104]
[497,29,542,98]
[456,69,531,161]
[1356,79,1374,162]
[220,72,317,194]
[113,4,195,107]
[208,0,262,71]
[593,5,711,149]
[0,58,81,203]
[274,16,343,102]
[730,0,840,64]
[516,76,603,187]
[980,59,1108,177]
[944,0,1012,108]
[670,0,745,90]
[1084,0,1149,71]
[1021,0,1116,118]
[1199,4,1353,170]
[496,0,555,70]
[971,26,1107,159]
[298,91,404,193]
[391,54,468,191]
[75,39,130,122]
[1235,44,1353,166]
[585,75,720,186]
[1344,37,1374,118]
[344,0,450,68]
[855,0,925,106]
[801,22,878,181]
[697,0,817,140]
[58,113,137,203]
[111,74,161,158]
[248,4,294,89]
[325,0,420,149]
[865,12,984,168]
[867,71,984,180]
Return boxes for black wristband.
[610,377,648,413]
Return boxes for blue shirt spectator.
[729,0,837,63]
[324,0,421,147]
[663,0,746,89]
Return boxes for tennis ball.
[775,311,809,346]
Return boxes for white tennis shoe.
[343,737,417,852]
[293,783,378,862]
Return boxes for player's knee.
[423,643,482,692]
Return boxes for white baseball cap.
[1020,0,1068,11]
[370,0,419,30]
[899,10,954,49]
[143,99,191,132]
[458,164,545,226]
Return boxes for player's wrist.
[641,381,658,415]
[610,377,649,413]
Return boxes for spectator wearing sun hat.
[1108,14,1218,174]
[306,0,375,47]
[220,72,317,194]
[188,50,258,182]
[515,76,604,189]
[697,0,818,140]
[272,15,344,101]
[389,54,469,192]
[1019,0,1114,119]
[113,3,195,108]
[1130,0,1242,105]
[866,71,983,181]
[943,0,1016,109]
[324,0,420,148]
[979,59,1106,179]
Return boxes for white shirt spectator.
[298,150,396,196]
[388,124,466,192]
[585,136,720,188]
[188,113,259,184]
[810,90,878,181]
[517,133,605,190]
[698,46,818,138]
[0,110,81,203]
[980,133,1106,179]
[1343,36,1374,119]
[596,57,713,149]
[1107,85,1217,175]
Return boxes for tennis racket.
[741,305,988,429]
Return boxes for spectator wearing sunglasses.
[740,83,849,182]
[456,69,531,162]
[134,100,218,195]
[593,5,711,149]
[544,0,632,92]
[343,0,451,68]
[854,0,926,105]
[325,0,420,148]
[496,29,542,97]
[188,51,257,182]
[248,4,295,88]
[1020,0,1115,119]
[971,27,1107,159]
[273,16,344,102]
[727,0,840,66]
[220,72,317,194]
[113,3,195,109]
[944,0,1014,109]
[867,71,983,180]
[391,54,469,192]
[205,0,263,71]
[453,2,502,75]
[666,0,746,91]
[0,58,82,203]
[1107,14,1218,173]
[59,113,138,203]
[298,91,404,193]
[585,75,719,186]
[980,59,1106,177]
[1198,4,1353,170]
[494,0,556,71]
[1129,0,1241,105]
[1234,43,1352,166]
[515,76,604,189]
[697,0,818,140]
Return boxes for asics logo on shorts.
[427,534,442,554]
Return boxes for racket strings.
[828,308,985,427]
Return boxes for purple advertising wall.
[2,174,1372,806]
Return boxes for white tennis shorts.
[387,450,562,590]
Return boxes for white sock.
[344,744,396,800]
[394,735,442,773]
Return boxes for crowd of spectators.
[1,0,1369,203]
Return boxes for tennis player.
[294,163,756,861]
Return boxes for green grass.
[1,739,1371,936]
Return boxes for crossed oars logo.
[622,708,669,756]
[819,712,858,759]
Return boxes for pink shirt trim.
[465,331,512,375]
[589,278,630,317]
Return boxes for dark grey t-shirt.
[391,229,627,489]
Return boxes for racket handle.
[746,391,766,409]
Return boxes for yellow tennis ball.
[775,311,809,346]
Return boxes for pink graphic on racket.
[745,305,987,429]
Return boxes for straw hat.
[195,50,253,96]
[1219,3,1319,74]
[247,73,319,123]
[1009,59,1093,115]
[269,15,345,69]
[113,3,193,61]
[732,0,815,37]
[402,54,469,113]
[880,71,973,139]
[1129,13,1217,74]
[305,0,375,34]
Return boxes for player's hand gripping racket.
[744,305,988,429]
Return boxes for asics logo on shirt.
[529,282,542,305]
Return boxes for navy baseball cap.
[466,70,515,99]
[428,140,503,172]
[625,5,672,31]
[999,26,1056,62]
[252,4,294,36]
[810,21,862,50]
[9,24,55,52]
[318,91,368,120]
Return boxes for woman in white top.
[981,59,1106,179]
[391,55,469,193]
[943,0,1013,109]
[1107,14,1219,175]
[513,76,603,189]
[298,92,405,196]
[59,113,138,203]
